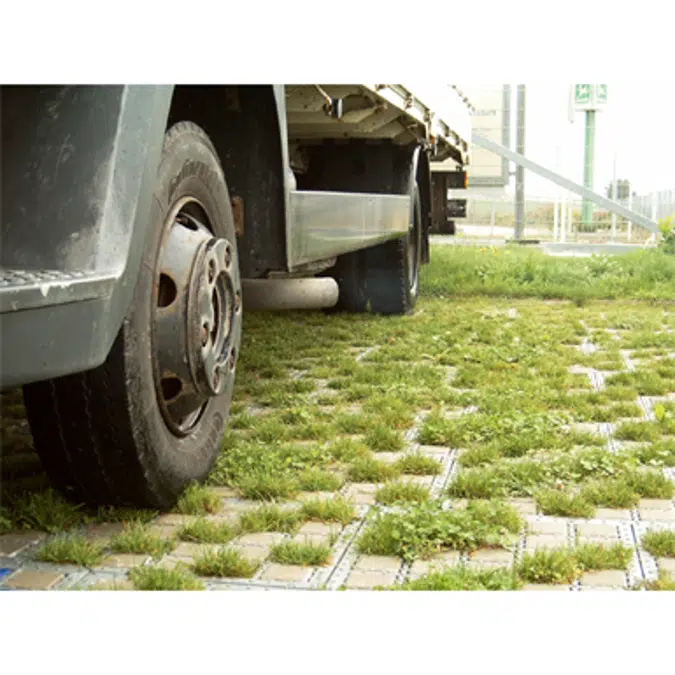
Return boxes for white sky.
[503,81,675,198]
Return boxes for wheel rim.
[407,188,422,296]
[152,197,242,436]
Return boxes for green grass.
[297,468,344,492]
[633,572,675,591]
[269,541,332,566]
[178,518,236,544]
[175,484,221,516]
[393,565,520,591]
[236,473,299,501]
[641,530,675,558]
[109,524,175,558]
[357,500,523,562]
[7,489,86,533]
[299,498,357,526]
[191,548,260,578]
[237,505,303,534]
[614,421,661,443]
[535,489,596,518]
[364,425,406,452]
[573,542,633,571]
[517,549,579,585]
[35,535,104,567]
[130,566,205,590]
[394,454,442,476]
[376,481,431,505]
[346,457,400,483]
[580,478,640,508]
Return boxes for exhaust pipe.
[242,278,339,311]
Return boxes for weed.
[299,498,357,526]
[36,535,104,567]
[364,425,406,452]
[110,524,175,559]
[269,541,332,566]
[395,565,520,591]
[394,454,442,476]
[623,470,674,499]
[237,473,299,501]
[376,482,431,505]
[633,572,675,591]
[347,457,400,483]
[192,548,260,578]
[130,566,205,590]
[614,421,661,443]
[175,484,221,516]
[517,549,579,584]
[326,438,371,463]
[9,489,85,533]
[574,542,633,571]
[297,468,344,492]
[178,519,236,544]
[238,505,303,534]
[641,530,675,558]
[535,489,596,518]
[581,478,640,508]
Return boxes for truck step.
[0,268,116,313]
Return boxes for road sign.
[573,84,608,111]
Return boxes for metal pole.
[553,196,559,241]
[560,191,567,243]
[610,154,617,242]
[581,109,596,231]
[627,192,633,241]
[514,84,526,239]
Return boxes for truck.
[0,84,472,509]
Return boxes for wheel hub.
[153,203,241,435]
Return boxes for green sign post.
[573,85,608,231]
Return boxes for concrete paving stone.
[528,519,568,536]
[345,569,398,589]
[580,570,627,588]
[90,579,134,591]
[524,534,569,551]
[170,542,225,560]
[418,445,449,458]
[296,491,338,503]
[638,499,674,511]
[640,509,675,523]
[97,554,151,569]
[291,533,331,546]
[346,482,379,494]
[154,556,191,571]
[235,533,286,547]
[297,522,340,537]
[507,498,537,516]
[353,555,402,572]
[410,553,462,578]
[569,422,603,435]
[0,532,47,557]
[154,514,200,527]
[593,508,632,520]
[209,486,240,499]
[217,499,261,514]
[658,557,675,575]
[84,522,128,542]
[576,523,618,540]
[468,548,515,565]
[521,584,571,591]
[375,452,406,465]
[259,564,314,583]
[6,569,64,590]
[400,475,435,487]
[227,543,270,563]
[147,524,182,541]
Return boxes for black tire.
[363,181,423,315]
[323,249,368,312]
[22,122,241,509]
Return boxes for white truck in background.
[0,84,472,508]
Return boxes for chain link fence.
[455,188,675,244]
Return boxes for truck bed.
[285,84,472,167]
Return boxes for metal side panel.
[288,191,410,269]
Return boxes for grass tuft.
[641,530,675,558]
[237,505,303,534]
[192,548,260,578]
[130,566,205,590]
[535,489,596,518]
[110,523,175,559]
[297,468,344,492]
[394,565,520,591]
[517,549,579,585]
[175,484,221,516]
[36,535,104,567]
[376,481,431,505]
[269,541,332,566]
[346,457,400,483]
[178,518,236,544]
[394,454,442,476]
[299,498,357,526]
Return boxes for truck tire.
[22,122,242,509]
[364,180,423,315]
[323,249,368,312]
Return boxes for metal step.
[0,268,117,313]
